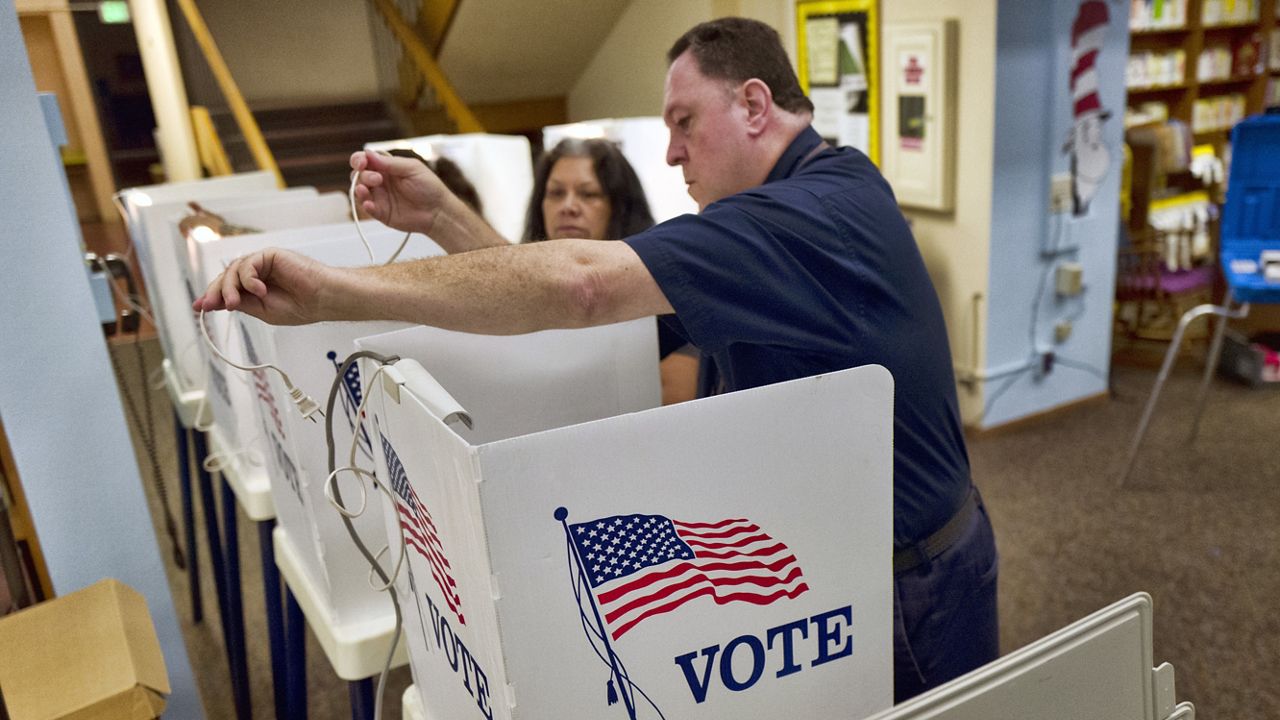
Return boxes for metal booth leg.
[348,677,376,720]
[220,479,252,720]
[259,520,289,720]
[174,410,201,623]
[285,588,309,720]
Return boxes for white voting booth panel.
[543,117,699,223]
[862,593,1191,720]
[358,352,892,720]
[231,238,443,628]
[117,172,281,392]
[364,134,533,242]
[193,223,439,518]
[180,191,350,293]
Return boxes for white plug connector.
[199,309,324,423]
[285,383,324,423]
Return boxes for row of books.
[1129,0,1187,30]
[1128,50,1186,88]
[1192,93,1247,132]
[1129,0,1263,29]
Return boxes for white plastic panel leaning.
[232,232,442,627]
[364,134,533,242]
[116,171,279,388]
[861,592,1190,720]
[356,348,893,720]
[543,117,699,223]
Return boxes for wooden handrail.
[370,0,484,133]
[173,0,284,187]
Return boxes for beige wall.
[881,0,997,424]
[568,0,796,121]
[178,0,378,105]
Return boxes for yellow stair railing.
[368,0,484,134]
[173,0,284,186]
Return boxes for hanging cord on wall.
[94,256,186,570]
[349,171,412,265]
[323,350,405,720]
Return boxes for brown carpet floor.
[110,338,1279,719]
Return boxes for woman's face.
[542,156,612,240]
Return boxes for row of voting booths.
[114,119,1193,720]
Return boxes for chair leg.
[1121,303,1222,486]
[1188,289,1236,442]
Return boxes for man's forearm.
[317,239,673,335]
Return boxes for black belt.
[893,487,979,576]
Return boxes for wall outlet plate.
[1054,320,1073,343]
[1050,173,1073,214]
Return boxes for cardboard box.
[0,579,169,720]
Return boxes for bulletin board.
[796,0,880,164]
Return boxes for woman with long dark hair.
[524,138,697,403]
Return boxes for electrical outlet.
[1056,262,1084,296]
[1050,173,1073,214]
[1055,320,1073,343]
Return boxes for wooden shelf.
[1198,75,1262,87]
[1128,82,1191,93]
[1131,25,1192,35]
[1201,19,1264,30]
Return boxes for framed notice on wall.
[881,20,958,211]
[796,0,880,164]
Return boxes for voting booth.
[185,210,401,512]
[353,336,893,720]
[862,593,1193,720]
[227,231,443,630]
[363,133,533,242]
[543,117,698,223]
[116,172,282,407]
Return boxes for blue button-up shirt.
[626,126,970,549]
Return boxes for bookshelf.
[1127,0,1279,146]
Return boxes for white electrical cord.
[349,170,412,265]
[198,309,325,423]
[320,358,404,720]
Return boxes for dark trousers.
[892,488,999,703]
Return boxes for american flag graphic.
[328,351,373,460]
[380,433,464,625]
[238,325,285,438]
[568,514,808,640]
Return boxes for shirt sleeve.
[624,191,862,357]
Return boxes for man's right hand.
[350,150,449,236]
[193,247,335,326]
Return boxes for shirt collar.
[764,125,824,185]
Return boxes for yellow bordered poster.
[796,0,880,164]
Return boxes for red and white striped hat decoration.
[1070,1,1110,118]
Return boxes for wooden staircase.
[211,99,408,192]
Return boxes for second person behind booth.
[523,138,699,405]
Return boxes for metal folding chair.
[1121,111,1280,485]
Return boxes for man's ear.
[741,78,773,136]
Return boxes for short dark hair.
[523,138,655,242]
[667,17,814,115]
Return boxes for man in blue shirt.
[197,17,997,702]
